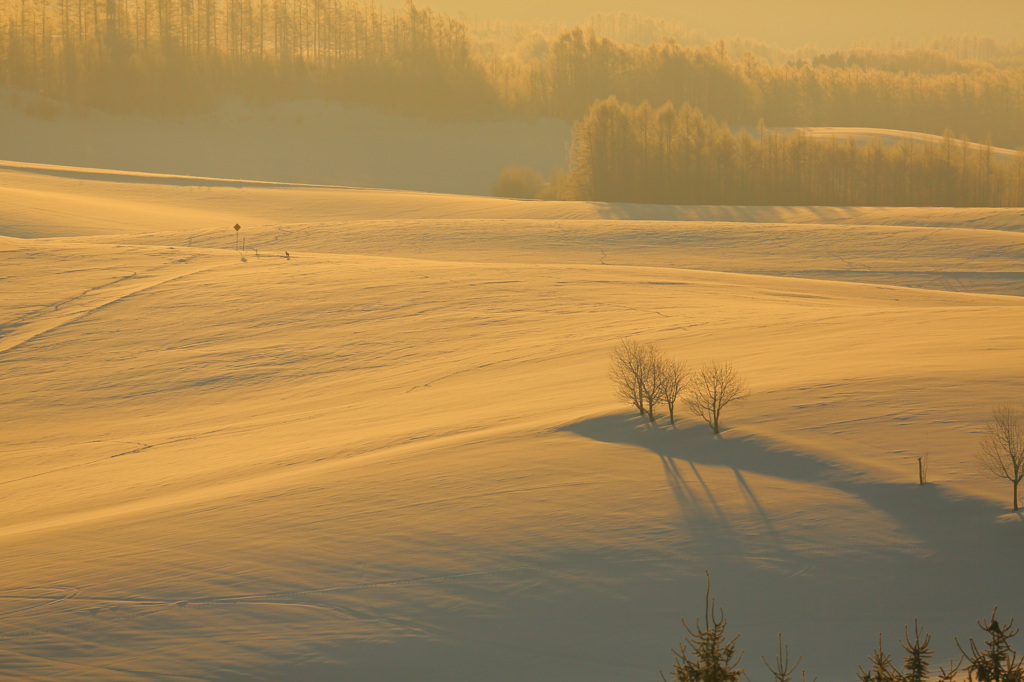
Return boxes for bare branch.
[609,338,667,423]
[976,405,1024,511]
[609,338,649,418]
[660,357,690,427]
[684,360,749,434]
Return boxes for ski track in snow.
[0,262,226,355]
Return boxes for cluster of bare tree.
[610,352,1022,509]
[490,165,549,200]
[3,0,1024,149]
[610,338,747,434]
[666,581,1023,682]
[564,97,1024,206]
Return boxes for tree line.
[500,29,1024,147]
[1,0,498,114]
[479,16,1024,70]
[562,97,1024,207]
[665,578,1023,682]
[3,0,1024,149]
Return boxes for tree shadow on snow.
[558,413,1023,586]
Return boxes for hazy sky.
[417,0,1024,47]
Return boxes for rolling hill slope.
[1,162,1022,680]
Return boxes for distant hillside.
[789,127,1021,161]
[562,99,1024,207]
[0,92,571,197]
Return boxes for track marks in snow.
[0,587,80,617]
[0,261,225,355]
[0,570,512,619]
[0,415,575,543]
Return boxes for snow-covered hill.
[1,161,1022,679]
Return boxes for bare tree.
[685,361,749,434]
[609,338,651,418]
[641,344,666,423]
[661,357,689,426]
[977,405,1024,511]
[609,338,667,422]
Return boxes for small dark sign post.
[234,223,241,250]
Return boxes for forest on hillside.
[3,0,1024,148]
[560,97,1024,207]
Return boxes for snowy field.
[1,161,1023,679]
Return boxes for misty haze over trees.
[4,0,1024,207]
[3,0,1024,148]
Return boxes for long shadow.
[593,202,794,223]
[0,160,327,189]
[558,413,1023,579]
[656,453,749,559]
